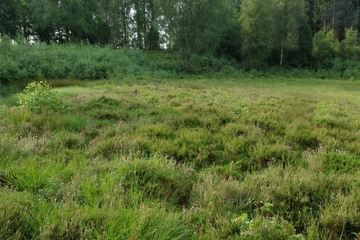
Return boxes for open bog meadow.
[1,77,360,239]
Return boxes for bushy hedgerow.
[0,42,169,81]
[0,55,21,85]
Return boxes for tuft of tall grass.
[116,156,196,207]
[0,188,39,239]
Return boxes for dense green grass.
[1,77,360,239]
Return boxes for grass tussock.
[1,77,360,239]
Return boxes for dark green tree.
[29,0,60,43]
[60,0,87,42]
[159,0,233,72]
[274,0,307,67]
[215,9,242,61]
[99,0,132,48]
[338,27,358,60]
[132,0,160,50]
[62,0,108,44]
[0,0,20,38]
[145,0,160,50]
[240,0,277,69]
[322,0,358,40]
[17,0,33,40]
[312,29,337,67]
[28,0,108,44]
[298,24,313,66]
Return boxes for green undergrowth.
[1,77,360,239]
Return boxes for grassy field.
[1,76,360,239]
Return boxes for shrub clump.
[17,81,70,113]
[0,55,20,86]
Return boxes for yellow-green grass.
[1,76,360,239]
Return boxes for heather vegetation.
[1,77,360,239]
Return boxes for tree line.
[1,0,360,71]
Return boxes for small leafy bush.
[17,81,69,113]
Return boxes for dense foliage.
[1,0,360,73]
[1,38,360,85]
[0,39,187,85]
[1,78,360,239]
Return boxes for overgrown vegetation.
[0,39,184,85]
[2,0,360,73]
[2,38,360,87]
[1,77,360,239]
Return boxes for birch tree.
[158,0,232,72]
[240,0,277,69]
[274,0,307,67]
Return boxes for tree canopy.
[1,0,360,71]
